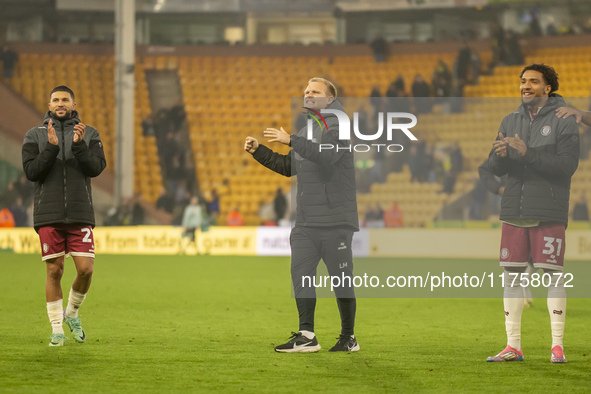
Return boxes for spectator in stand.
[118,198,133,226]
[437,146,458,195]
[155,187,174,214]
[170,102,186,133]
[471,51,482,85]
[406,143,419,178]
[489,24,505,72]
[175,180,190,207]
[501,31,524,66]
[412,74,432,114]
[0,45,18,79]
[141,114,156,137]
[352,107,369,146]
[370,85,382,114]
[385,78,410,116]
[369,34,388,63]
[154,107,172,138]
[130,195,145,225]
[440,171,456,195]
[546,17,558,36]
[393,74,405,93]
[10,197,28,227]
[572,194,589,221]
[433,60,452,89]
[161,132,178,189]
[273,187,288,223]
[104,206,123,226]
[385,81,400,99]
[434,75,451,100]
[364,204,385,228]
[384,203,403,228]
[423,145,437,183]
[529,11,543,37]
[450,143,464,173]
[469,177,489,220]
[208,189,220,222]
[15,174,34,205]
[226,206,244,226]
[0,206,15,227]
[456,42,472,84]
[2,181,19,208]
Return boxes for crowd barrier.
[0,226,590,260]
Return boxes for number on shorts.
[542,236,562,256]
[81,228,92,243]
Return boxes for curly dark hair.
[520,64,559,94]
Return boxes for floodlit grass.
[0,254,589,392]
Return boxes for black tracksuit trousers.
[290,225,356,336]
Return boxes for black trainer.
[329,335,360,352]
[274,332,321,353]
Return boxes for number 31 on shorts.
[542,236,562,256]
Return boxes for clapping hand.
[73,123,86,143]
[492,132,508,158]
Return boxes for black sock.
[337,298,356,336]
[296,297,316,333]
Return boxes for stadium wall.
[1,226,590,260]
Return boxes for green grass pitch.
[0,254,589,392]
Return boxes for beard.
[51,109,71,120]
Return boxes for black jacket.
[478,159,505,195]
[22,111,106,231]
[487,95,579,226]
[252,100,359,230]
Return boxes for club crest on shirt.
[541,125,551,136]
[500,248,509,259]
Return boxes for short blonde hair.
[308,77,337,98]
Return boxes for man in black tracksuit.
[244,77,359,353]
[22,85,106,346]
[485,65,579,364]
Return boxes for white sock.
[546,270,566,349]
[299,330,315,339]
[65,288,87,319]
[47,300,64,335]
[504,270,525,350]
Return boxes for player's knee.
[46,262,64,280]
[77,265,94,279]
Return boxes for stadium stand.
[174,56,299,225]
[168,51,496,226]
[2,42,590,226]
